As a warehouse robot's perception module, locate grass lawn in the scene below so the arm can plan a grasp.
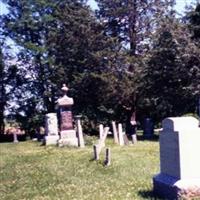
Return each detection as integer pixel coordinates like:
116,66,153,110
0,138,161,200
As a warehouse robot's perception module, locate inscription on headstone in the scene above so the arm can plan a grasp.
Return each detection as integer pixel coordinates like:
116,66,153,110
61,110,73,130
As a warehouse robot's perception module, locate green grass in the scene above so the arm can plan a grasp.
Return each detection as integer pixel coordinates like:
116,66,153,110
0,138,160,200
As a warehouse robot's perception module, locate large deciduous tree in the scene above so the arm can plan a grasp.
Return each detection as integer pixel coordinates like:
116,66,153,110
1,0,121,132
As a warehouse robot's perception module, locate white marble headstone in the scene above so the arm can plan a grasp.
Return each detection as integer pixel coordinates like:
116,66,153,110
45,113,58,136
160,116,200,179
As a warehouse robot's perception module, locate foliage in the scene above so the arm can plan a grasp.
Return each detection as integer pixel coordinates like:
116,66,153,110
185,3,200,97
1,0,120,132
96,0,175,56
0,0,200,132
142,11,200,123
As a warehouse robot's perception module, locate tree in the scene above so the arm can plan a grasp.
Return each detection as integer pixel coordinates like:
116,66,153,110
0,46,6,133
1,0,122,132
144,15,200,122
96,0,175,56
0,42,22,133
185,3,200,101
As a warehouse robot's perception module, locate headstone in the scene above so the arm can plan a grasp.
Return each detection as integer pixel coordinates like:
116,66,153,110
153,116,200,199
143,117,154,139
104,148,111,166
131,134,137,144
118,123,124,146
93,127,109,160
99,124,105,147
123,134,129,145
13,132,18,143
99,124,104,139
112,121,119,144
58,84,78,147
44,113,59,145
75,115,85,148
93,145,99,160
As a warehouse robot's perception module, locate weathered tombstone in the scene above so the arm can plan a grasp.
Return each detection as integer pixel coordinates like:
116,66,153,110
131,134,137,144
153,116,200,199
143,117,154,139
98,124,105,147
112,121,119,144
93,127,109,160
44,113,59,145
13,132,18,143
99,124,104,139
118,123,124,146
104,148,111,166
123,134,129,145
93,145,99,160
75,115,85,148
58,84,78,147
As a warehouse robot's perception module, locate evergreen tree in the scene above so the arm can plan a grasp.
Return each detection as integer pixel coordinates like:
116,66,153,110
186,3,200,100
96,0,175,56
145,16,199,122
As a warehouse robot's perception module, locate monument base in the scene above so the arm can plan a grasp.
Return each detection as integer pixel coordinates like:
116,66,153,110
59,130,78,147
45,135,59,145
153,173,200,200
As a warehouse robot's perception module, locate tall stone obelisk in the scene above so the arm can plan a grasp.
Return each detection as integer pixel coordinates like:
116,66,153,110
58,84,78,147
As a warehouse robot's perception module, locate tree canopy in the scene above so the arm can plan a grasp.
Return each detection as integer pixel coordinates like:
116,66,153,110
0,0,199,134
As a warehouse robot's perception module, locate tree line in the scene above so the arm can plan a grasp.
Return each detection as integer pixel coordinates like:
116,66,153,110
0,0,200,134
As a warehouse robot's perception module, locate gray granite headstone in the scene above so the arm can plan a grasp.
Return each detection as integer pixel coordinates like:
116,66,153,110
153,117,200,199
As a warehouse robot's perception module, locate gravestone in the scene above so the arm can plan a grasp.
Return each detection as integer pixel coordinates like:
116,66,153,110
153,117,200,199
118,123,124,146
13,132,18,143
44,113,59,145
104,148,111,166
75,115,85,148
58,84,78,147
112,121,119,144
143,117,154,139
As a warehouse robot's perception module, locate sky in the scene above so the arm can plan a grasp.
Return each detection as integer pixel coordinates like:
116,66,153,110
87,0,197,13
0,0,198,15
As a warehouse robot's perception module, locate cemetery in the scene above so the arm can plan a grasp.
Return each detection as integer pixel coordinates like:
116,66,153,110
0,0,200,200
0,83,200,199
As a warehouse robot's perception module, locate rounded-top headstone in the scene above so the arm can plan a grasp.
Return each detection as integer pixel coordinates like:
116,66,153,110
162,116,199,132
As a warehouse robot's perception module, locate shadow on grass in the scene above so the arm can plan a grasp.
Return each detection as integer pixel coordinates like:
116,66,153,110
138,190,164,200
136,134,159,142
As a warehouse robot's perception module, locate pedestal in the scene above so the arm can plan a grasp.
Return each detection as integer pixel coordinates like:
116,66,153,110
153,174,200,199
58,130,78,147
45,135,59,145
